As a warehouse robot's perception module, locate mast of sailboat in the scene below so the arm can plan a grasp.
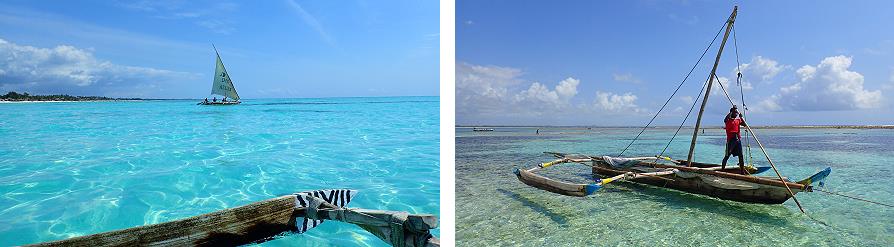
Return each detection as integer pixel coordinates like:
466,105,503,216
686,6,737,166
212,44,225,78
211,43,221,99
689,6,808,214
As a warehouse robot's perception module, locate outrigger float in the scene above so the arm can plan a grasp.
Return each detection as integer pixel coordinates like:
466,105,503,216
27,189,439,247
513,6,835,211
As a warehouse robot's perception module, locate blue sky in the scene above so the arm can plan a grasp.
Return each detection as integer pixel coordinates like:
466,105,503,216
457,1,894,126
0,0,439,99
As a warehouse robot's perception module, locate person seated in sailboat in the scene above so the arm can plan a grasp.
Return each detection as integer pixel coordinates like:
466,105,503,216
222,97,227,102
722,105,747,173
204,98,209,104
213,97,217,102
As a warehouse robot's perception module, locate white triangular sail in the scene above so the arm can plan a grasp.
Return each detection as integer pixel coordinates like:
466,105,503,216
210,52,240,101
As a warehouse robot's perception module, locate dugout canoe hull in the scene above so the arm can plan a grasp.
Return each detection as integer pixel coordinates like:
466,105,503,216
27,190,441,247
592,160,807,204
514,168,596,197
27,195,300,247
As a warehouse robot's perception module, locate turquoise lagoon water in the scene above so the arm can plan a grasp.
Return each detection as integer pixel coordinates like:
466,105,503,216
456,127,893,246
0,97,439,246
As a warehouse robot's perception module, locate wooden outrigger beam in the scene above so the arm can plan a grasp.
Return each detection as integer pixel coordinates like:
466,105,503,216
515,157,678,197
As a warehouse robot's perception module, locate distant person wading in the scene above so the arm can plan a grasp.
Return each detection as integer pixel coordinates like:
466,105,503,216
722,105,747,173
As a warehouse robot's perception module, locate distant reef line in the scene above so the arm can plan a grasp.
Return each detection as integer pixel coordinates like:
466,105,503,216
456,125,894,129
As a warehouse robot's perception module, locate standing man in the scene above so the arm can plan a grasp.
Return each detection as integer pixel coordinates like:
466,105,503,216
722,105,747,173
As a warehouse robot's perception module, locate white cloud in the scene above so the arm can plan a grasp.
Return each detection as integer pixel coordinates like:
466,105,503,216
758,55,883,111
593,91,639,112
679,95,694,105
612,72,642,84
456,62,641,123
0,38,196,97
756,98,781,112
555,77,579,97
737,56,786,82
717,56,782,103
456,62,520,101
514,78,579,108
717,75,751,91
795,65,816,82
709,76,751,105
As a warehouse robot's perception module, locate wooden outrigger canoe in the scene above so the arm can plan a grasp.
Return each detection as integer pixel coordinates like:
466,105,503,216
26,189,439,247
513,6,833,209
515,153,831,204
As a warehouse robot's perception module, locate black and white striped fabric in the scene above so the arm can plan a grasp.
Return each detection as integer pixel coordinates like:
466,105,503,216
294,189,357,234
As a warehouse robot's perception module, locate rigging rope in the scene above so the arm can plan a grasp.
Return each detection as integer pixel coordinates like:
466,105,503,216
732,25,755,167
618,22,727,157
714,69,808,214
814,188,894,208
657,74,710,160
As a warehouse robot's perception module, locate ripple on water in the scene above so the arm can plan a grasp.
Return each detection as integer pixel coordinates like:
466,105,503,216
0,97,439,246
456,127,894,246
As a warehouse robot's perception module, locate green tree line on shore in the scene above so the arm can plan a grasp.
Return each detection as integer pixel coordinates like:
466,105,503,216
0,91,141,101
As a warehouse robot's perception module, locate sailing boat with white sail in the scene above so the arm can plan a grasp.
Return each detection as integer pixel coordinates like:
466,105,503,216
199,45,241,105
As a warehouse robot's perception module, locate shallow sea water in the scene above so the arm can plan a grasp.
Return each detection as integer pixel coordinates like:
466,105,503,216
0,97,439,246
456,127,893,246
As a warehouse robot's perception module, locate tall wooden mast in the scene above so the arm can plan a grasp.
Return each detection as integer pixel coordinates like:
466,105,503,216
686,6,738,166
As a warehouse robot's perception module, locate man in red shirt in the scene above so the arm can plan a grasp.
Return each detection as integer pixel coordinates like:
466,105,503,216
722,106,747,173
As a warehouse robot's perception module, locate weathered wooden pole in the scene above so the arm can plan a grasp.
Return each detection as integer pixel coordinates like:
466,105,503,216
686,6,738,166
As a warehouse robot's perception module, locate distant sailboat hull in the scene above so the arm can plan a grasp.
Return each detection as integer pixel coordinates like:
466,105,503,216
197,101,241,105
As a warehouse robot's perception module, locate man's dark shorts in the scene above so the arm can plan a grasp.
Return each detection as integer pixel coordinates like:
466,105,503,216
726,136,742,157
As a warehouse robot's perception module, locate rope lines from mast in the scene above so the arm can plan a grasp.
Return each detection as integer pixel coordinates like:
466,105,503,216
732,24,755,167
657,75,710,160
713,66,808,214
618,22,727,157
